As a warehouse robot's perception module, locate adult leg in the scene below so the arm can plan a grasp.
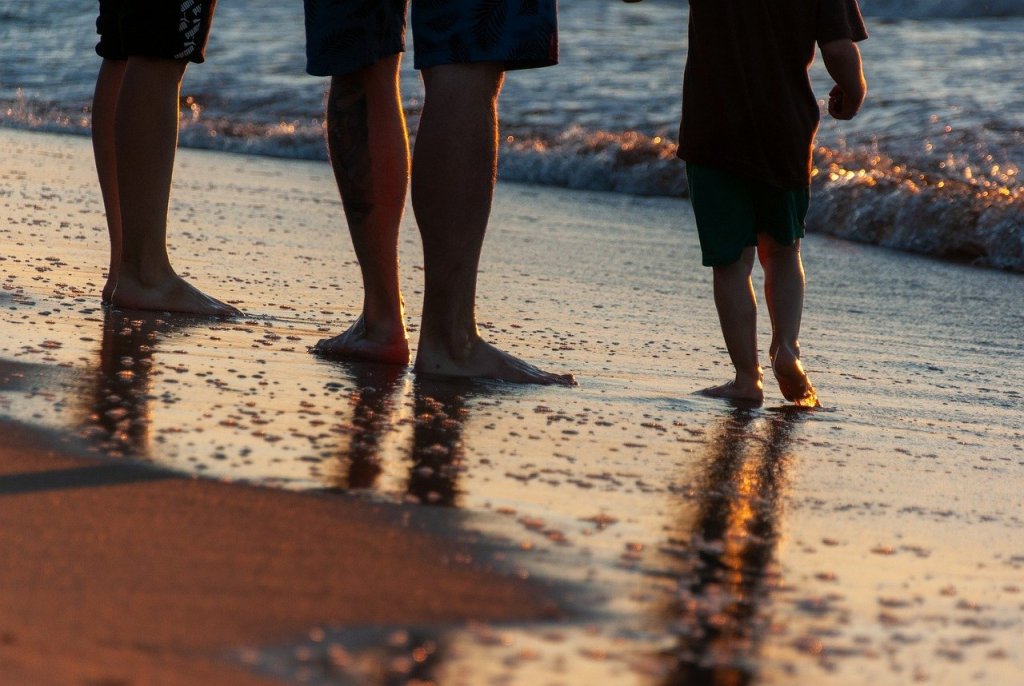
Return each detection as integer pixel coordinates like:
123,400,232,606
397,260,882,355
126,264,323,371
701,246,764,402
410,63,574,385
313,54,411,364
758,237,817,406
92,58,126,304
109,56,240,316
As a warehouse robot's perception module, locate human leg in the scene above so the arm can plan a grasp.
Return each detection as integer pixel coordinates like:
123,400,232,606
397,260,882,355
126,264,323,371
108,56,239,316
686,164,762,401
92,58,126,303
758,237,817,406
410,63,574,385
312,55,411,364
701,247,764,402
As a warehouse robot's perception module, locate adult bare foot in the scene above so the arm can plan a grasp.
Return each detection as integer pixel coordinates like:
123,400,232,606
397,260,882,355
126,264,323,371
101,277,116,306
414,336,576,386
312,315,411,365
699,379,764,404
110,273,241,316
771,348,819,408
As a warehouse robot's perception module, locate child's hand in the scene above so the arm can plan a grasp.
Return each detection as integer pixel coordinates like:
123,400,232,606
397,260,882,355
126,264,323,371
820,39,866,120
827,84,863,120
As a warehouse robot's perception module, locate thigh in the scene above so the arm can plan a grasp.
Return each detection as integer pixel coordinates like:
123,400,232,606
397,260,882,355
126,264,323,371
304,0,408,76
411,0,558,71
686,163,760,267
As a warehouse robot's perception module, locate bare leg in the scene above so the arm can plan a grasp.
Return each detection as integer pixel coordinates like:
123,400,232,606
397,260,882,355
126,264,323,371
92,58,126,304
312,55,411,364
701,247,764,402
411,63,574,386
758,237,818,406
109,56,240,316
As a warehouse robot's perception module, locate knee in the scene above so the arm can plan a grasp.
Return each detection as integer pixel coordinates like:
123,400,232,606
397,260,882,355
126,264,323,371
713,246,756,276
758,236,801,264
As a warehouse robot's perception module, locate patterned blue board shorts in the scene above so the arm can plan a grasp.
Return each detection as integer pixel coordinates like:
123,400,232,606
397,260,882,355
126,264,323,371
96,0,217,63
304,0,558,76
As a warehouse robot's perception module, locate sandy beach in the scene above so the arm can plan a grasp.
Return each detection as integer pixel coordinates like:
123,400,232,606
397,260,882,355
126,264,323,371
1,127,1022,685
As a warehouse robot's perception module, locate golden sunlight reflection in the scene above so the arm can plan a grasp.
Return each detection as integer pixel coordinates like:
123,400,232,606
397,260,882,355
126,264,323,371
664,408,803,686
814,147,1022,206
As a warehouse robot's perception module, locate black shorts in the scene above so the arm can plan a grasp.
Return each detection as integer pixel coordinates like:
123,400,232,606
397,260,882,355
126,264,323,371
686,163,809,267
96,0,218,63
304,0,558,77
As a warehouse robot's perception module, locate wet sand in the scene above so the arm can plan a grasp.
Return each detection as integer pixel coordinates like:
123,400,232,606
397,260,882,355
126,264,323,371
1,127,1022,685
0,395,553,685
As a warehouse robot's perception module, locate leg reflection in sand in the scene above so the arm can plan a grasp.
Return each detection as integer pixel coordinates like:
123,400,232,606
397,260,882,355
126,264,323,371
407,379,476,507
665,408,803,685
81,310,164,458
80,310,206,460
324,361,407,491
321,368,476,507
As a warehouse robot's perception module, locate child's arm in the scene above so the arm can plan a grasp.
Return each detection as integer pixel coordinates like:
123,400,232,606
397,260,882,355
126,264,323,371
820,39,867,120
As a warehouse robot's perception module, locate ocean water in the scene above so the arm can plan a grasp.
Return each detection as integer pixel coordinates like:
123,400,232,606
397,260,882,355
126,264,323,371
1,0,1022,269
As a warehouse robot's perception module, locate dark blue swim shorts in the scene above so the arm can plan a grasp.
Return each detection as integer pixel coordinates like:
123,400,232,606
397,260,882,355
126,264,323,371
687,163,810,267
96,0,218,63
304,0,558,77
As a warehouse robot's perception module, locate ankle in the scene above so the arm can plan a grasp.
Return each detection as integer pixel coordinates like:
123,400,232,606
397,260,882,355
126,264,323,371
771,342,801,365
735,366,764,390
419,322,479,361
118,260,176,288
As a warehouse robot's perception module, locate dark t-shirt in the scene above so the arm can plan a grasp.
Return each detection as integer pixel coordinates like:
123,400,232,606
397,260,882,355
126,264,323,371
678,0,868,190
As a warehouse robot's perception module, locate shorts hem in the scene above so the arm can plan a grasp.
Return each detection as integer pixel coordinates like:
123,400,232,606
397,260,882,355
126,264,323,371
412,52,558,72
306,44,406,77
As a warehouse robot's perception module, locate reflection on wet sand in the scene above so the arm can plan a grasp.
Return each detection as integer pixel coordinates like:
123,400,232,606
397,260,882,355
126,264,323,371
324,361,406,491
80,310,198,459
321,365,477,508
407,379,476,507
666,408,804,686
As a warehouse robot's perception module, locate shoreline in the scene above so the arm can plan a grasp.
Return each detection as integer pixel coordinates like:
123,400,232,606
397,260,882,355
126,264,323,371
1,126,1022,685
1,123,1020,274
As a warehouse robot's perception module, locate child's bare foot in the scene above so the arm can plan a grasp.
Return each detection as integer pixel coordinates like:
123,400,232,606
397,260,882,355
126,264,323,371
771,347,819,407
312,315,411,365
699,378,764,403
414,336,576,386
110,273,241,317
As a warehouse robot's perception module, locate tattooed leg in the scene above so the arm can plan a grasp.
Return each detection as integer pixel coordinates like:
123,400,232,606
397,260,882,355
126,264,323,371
313,54,412,364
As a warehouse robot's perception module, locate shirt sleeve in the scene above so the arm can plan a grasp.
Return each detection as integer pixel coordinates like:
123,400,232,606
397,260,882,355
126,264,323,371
816,0,869,44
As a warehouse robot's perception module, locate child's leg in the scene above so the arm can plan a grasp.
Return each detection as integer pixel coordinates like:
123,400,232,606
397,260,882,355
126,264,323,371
92,58,126,303
702,246,764,402
110,56,239,316
758,236,817,405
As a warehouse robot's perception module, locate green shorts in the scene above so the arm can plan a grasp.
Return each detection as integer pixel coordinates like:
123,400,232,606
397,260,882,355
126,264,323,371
686,163,809,267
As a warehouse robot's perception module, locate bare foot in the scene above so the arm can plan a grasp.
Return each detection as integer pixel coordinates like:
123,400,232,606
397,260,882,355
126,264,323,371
771,348,820,408
312,315,411,365
110,273,241,317
101,277,117,305
699,379,764,404
414,336,576,386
